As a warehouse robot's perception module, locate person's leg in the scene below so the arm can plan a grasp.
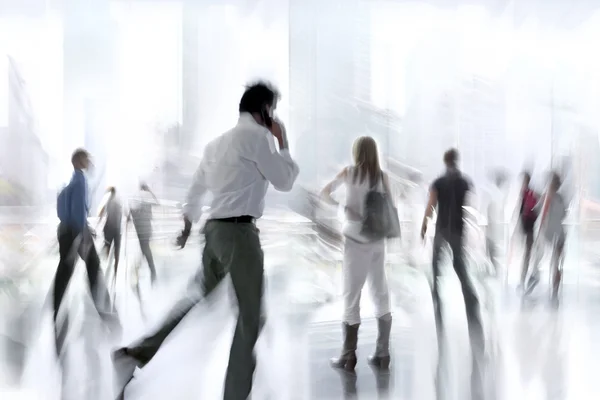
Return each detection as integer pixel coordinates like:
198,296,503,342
448,233,485,399
551,234,565,300
53,226,77,357
113,233,121,279
331,238,370,371
82,240,112,313
430,234,445,338
103,240,111,258
520,222,534,287
213,222,263,400
81,237,121,336
124,236,222,365
342,239,370,326
366,240,392,369
113,226,224,399
430,234,446,398
103,226,112,257
139,239,157,283
486,236,499,276
102,234,114,284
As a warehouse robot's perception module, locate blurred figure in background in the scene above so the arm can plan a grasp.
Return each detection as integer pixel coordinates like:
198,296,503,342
128,182,159,284
517,172,540,290
321,136,393,371
54,149,121,357
405,171,426,267
420,149,485,399
530,172,568,304
112,81,299,400
98,186,123,283
484,169,507,276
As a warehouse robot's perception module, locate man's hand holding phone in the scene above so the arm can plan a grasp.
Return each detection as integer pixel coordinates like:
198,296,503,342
269,120,288,150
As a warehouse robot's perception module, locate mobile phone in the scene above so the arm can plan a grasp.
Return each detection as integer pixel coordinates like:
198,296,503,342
261,107,273,128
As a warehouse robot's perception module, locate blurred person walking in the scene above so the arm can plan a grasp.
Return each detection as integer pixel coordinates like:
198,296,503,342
420,149,485,399
527,172,568,305
98,186,124,286
483,170,507,277
128,182,159,284
112,82,299,400
53,149,121,357
320,136,394,371
517,172,540,291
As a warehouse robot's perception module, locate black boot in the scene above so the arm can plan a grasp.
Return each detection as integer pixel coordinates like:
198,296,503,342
330,323,359,371
368,314,392,369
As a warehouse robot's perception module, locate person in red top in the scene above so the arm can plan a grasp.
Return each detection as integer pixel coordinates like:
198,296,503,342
518,172,539,289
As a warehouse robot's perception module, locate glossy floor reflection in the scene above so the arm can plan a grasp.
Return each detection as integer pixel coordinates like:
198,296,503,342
4,230,600,399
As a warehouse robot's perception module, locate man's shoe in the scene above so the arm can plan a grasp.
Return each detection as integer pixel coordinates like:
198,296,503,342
112,348,141,400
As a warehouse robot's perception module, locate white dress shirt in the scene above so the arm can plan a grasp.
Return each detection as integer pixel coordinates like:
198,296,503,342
183,113,300,221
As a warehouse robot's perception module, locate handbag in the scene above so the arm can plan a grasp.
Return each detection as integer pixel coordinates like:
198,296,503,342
360,172,401,240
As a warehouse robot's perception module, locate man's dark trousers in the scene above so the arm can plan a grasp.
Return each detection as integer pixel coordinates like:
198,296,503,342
53,223,113,356
126,219,264,400
431,229,485,399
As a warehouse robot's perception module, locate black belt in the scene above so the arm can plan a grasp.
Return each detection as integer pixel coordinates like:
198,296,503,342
213,215,255,224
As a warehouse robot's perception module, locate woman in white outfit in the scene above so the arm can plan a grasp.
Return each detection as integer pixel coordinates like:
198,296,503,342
320,136,392,371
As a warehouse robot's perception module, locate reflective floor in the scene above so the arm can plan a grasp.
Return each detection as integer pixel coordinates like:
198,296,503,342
2,218,600,400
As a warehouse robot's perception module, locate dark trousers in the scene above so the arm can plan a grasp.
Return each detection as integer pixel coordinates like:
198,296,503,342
485,237,499,275
132,218,157,282
431,231,485,399
520,218,535,286
137,237,157,283
127,220,264,400
104,227,122,277
53,224,114,356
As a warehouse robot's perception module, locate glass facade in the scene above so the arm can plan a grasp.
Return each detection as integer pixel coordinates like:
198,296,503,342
0,0,600,243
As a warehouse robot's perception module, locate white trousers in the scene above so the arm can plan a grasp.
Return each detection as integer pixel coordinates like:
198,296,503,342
342,237,390,325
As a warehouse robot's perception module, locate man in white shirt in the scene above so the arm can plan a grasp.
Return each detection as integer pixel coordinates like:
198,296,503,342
112,82,299,400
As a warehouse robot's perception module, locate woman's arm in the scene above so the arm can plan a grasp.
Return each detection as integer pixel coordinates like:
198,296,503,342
382,172,392,195
320,167,348,206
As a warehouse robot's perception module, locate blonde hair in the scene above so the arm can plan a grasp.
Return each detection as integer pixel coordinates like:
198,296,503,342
351,136,381,185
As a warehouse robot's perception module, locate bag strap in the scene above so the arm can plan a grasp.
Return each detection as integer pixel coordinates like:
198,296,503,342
373,171,387,193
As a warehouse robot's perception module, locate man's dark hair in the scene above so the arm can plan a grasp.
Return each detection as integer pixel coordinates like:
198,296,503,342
107,186,116,196
443,148,459,168
71,148,89,166
239,81,281,114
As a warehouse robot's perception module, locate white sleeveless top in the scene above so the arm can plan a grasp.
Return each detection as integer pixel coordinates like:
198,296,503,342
342,166,385,243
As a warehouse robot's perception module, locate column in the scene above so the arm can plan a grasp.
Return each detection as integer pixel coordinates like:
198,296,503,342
63,0,116,208
181,0,199,153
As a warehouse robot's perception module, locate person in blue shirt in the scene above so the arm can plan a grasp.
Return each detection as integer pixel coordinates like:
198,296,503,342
53,148,121,358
